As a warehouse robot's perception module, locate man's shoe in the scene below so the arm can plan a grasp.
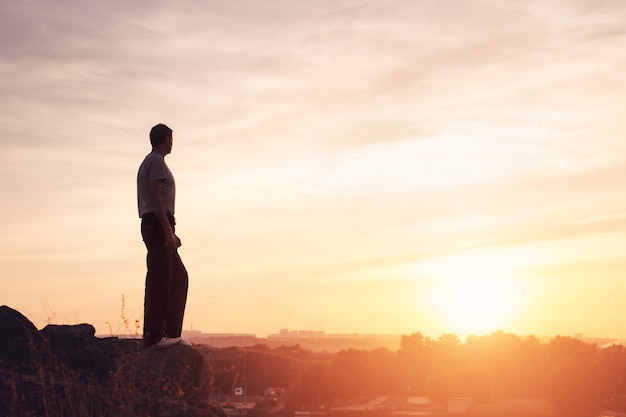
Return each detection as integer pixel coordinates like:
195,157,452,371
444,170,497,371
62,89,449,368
152,336,181,349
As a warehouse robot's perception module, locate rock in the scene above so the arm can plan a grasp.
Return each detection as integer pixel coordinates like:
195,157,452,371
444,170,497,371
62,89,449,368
0,305,220,417
0,306,71,417
42,322,143,383
41,323,96,342
0,305,55,374
109,344,208,416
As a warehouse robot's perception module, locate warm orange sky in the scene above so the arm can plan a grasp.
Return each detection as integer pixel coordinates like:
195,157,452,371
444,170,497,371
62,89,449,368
2,0,626,340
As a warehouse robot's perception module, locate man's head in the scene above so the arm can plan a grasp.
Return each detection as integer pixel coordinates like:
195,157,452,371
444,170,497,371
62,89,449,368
150,123,173,154
150,123,173,146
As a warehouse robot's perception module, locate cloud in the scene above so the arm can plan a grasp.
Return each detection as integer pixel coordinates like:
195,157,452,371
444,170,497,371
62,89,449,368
3,0,626,336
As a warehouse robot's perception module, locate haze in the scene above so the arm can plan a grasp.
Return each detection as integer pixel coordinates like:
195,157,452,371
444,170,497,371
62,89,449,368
2,0,626,340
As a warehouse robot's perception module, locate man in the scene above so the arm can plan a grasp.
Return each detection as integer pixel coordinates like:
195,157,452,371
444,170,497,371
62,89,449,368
137,123,190,349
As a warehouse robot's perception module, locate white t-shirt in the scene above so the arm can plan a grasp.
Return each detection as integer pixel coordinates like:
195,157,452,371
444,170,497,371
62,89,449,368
137,152,175,218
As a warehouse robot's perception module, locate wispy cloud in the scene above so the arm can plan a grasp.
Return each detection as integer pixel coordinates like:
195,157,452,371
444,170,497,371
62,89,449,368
2,0,626,337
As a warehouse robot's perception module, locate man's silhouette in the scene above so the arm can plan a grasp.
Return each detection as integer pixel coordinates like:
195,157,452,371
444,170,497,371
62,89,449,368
137,123,189,349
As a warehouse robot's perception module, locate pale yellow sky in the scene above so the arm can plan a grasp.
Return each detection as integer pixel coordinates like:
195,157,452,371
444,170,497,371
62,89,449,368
2,0,626,340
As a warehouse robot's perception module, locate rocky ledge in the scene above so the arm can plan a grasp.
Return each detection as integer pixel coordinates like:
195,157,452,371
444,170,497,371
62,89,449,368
0,305,225,417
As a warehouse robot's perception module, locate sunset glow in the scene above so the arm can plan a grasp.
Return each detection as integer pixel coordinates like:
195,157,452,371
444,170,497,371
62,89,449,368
3,1,626,341
422,249,525,335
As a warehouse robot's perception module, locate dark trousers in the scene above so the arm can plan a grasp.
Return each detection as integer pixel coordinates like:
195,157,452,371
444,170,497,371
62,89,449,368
141,213,189,346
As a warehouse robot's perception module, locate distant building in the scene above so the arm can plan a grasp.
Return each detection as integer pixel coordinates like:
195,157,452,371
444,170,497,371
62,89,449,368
183,330,257,348
183,327,401,351
469,398,554,416
265,387,285,398
269,329,326,339
448,397,473,414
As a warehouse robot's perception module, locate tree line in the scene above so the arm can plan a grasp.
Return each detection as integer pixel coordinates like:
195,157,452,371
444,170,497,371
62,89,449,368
198,331,626,416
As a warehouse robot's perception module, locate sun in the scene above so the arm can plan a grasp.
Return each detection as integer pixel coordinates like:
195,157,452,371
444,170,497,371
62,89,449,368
420,249,524,336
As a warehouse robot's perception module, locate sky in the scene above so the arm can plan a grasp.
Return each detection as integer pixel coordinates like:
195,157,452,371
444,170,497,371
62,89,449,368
2,0,626,341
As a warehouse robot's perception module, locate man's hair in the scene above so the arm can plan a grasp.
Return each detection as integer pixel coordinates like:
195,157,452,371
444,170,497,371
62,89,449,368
149,124,173,147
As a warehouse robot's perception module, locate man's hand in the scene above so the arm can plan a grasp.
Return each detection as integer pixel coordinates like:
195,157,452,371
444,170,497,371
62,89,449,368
165,231,178,251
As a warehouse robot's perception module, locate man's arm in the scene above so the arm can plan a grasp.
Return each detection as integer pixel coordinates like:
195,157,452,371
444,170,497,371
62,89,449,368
148,179,179,250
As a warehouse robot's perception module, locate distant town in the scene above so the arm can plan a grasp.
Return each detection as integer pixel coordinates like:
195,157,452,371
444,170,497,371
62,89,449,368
182,328,403,351
181,328,625,352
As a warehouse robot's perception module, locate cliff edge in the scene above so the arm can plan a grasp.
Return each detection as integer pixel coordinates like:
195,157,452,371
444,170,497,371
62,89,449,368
0,305,225,417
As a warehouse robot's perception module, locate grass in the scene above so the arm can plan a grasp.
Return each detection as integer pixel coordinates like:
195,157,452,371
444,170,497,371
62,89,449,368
1,339,214,417
0,301,215,417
